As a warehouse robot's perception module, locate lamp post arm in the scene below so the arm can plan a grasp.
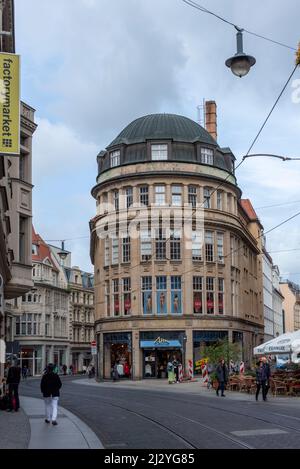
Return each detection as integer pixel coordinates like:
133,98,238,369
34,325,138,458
242,153,300,162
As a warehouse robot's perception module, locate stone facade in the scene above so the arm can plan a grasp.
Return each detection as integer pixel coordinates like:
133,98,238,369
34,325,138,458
90,113,265,380
280,281,300,333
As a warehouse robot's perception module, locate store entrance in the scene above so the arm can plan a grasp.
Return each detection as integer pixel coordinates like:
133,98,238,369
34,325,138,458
143,349,182,378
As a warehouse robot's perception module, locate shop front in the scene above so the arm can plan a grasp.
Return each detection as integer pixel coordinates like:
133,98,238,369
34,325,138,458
19,346,43,376
140,331,184,379
193,330,228,375
103,332,132,379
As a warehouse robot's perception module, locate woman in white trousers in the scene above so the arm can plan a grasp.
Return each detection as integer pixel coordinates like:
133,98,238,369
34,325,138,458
40,364,62,426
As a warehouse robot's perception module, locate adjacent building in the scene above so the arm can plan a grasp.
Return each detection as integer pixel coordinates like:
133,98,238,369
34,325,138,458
272,265,284,337
280,280,300,333
90,105,265,380
0,0,37,379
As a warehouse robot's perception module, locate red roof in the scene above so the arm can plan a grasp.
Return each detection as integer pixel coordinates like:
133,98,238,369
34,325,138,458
240,199,259,221
32,226,58,270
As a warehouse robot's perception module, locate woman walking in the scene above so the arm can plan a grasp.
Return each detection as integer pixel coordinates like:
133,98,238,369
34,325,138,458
255,360,268,401
40,363,62,426
216,358,228,397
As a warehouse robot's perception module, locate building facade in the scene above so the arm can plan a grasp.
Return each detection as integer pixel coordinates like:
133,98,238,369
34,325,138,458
280,281,300,333
272,265,284,337
90,109,265,380
0,0,37,378
65,266,95,372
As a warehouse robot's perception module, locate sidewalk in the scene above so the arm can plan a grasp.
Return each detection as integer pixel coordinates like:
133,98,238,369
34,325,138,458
0,396,103,449
74,378,300,404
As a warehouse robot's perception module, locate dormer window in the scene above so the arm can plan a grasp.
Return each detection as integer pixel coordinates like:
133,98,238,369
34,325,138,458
201,148,213,165
110,150,120,167
151,144,168,161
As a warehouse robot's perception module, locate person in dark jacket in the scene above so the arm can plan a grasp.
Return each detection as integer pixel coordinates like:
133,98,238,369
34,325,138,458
40,363,62,425
216,358,228,397
261,357,271,399
6,361,21,411
256,360,268,401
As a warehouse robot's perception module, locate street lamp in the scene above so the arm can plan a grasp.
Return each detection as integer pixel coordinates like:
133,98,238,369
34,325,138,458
57,240,68,265
242,153,300,162
225,27,256,77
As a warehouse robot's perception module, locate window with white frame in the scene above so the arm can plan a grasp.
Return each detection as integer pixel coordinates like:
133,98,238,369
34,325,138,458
155,228,166,260
201,148,214,165
111,237,119,265
217,190,223,210
151,144,168,161
171,185,182,206
206,277,214,314
126,187,133,208
171,276,182,315
203,187,211,209
155,185,166,205
188,186,197,208
193,276,203,314
112,279,120,316
217,232,224,262
122,235,131,263
139,186,149,206
105,281,110,317
142,276,152,315
192,231,202,261
140,230,152,261
205,230,214,262
123,277,131,315
110,150,120,167
170,229,181,260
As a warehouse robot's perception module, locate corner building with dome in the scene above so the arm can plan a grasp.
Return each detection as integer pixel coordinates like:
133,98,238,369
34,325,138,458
90,104,264,380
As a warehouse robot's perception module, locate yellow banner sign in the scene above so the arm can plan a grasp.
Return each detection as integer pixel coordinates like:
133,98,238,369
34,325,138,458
0,53,20,155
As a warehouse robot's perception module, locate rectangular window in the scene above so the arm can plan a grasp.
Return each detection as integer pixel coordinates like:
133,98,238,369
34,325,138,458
203,187,211,209
142,276,153,315
188,185,197,208
105,281,110,317
171,185,182,206
19,153,26,180
104,237,110,266
206,277,214,314
111,237,119,265
170,230,181,260
123,278,131,316
139,186,149,206
126,187,133,208
155,228,166,260
201,148,214,165
192,231,202,261
112,279,120,316
217,232,224,263
156,276,167,315
217,190,223,210
193,276,203,314
113,190,119,211
19,216,27,263
122,236,131,262
140,230,152,261
110,150,120,167
156,276,167,290
171,276,182,314
155,185,166,205
205,230,214,262
151,144,168,161
218,278,224,315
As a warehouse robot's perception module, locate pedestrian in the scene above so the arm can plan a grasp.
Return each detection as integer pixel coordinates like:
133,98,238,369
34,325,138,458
167,360,175,384
6,360,21,412
216,358,228,397
40,363,62,426
255,360,268,401
62,364,67,376
112,361,119,381
172,356,180,383
69,364,73,375
82,365,87,375
261,357,271,399
22,365,28,380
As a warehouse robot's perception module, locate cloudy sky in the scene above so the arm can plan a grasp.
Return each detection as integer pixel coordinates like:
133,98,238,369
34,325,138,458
15,0,300,280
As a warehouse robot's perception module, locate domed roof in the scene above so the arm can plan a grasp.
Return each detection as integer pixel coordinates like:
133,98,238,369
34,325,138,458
108,113,217,148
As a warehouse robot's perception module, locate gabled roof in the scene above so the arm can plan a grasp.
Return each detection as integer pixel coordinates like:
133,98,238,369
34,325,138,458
240,199,259,221
32,226,58,271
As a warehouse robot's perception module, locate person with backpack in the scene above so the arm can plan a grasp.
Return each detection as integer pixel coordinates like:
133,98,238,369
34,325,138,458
6,360,21,412
40,363,62,425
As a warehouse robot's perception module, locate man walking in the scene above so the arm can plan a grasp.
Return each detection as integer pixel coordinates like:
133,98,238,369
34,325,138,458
7,360,21,412
40,363,62,426
216,358,228,397
262,357,271,400
255,360,268,401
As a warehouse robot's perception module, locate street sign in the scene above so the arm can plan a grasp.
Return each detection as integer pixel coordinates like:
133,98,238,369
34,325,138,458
91,346,97,355
91,340,96,347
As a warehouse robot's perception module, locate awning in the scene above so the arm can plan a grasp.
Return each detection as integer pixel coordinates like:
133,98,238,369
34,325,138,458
140,340,182,349
253,330,300,361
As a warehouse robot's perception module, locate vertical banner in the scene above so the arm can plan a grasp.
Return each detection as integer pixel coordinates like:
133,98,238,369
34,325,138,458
143,291,152,315
156,291,167,315
0,53,20,155
171,291,182,314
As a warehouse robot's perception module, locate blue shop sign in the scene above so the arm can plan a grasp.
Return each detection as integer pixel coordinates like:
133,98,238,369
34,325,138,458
140,339,182,348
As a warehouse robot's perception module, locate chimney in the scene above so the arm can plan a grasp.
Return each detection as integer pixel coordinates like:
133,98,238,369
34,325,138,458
205,100,217,141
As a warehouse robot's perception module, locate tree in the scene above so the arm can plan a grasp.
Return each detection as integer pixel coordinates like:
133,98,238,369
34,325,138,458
202,339,241,368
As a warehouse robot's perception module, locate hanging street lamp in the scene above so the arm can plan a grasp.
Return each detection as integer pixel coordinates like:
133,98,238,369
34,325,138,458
225,27,256,77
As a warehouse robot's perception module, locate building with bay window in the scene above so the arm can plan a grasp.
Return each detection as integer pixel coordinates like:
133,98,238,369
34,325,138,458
90,104,265,380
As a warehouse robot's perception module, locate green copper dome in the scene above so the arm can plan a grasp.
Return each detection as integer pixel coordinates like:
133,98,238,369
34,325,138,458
108,113,217,147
